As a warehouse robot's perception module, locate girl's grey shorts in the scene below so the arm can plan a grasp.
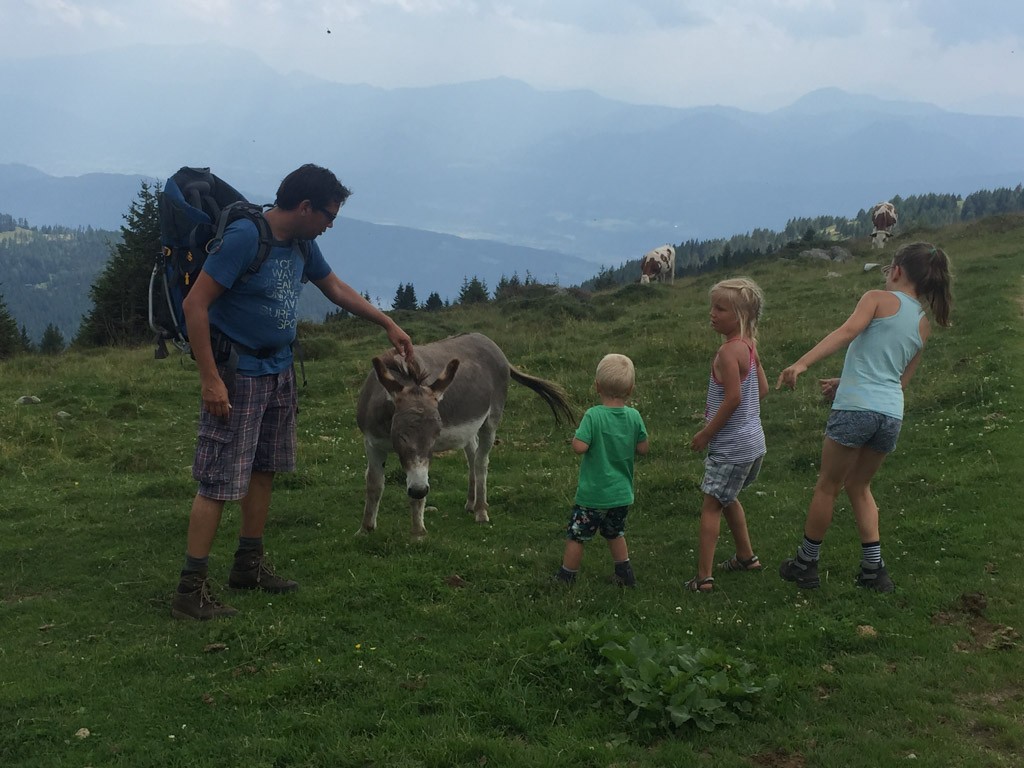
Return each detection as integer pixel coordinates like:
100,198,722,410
825,409,902,454
701,455,763,506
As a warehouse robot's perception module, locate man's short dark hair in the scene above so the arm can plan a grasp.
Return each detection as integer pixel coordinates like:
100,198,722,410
275,164,352,211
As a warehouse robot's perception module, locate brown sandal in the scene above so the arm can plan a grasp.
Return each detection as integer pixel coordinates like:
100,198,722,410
717,554,762,572
684,576,714,593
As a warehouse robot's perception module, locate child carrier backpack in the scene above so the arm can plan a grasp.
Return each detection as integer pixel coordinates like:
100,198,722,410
148,166,308,360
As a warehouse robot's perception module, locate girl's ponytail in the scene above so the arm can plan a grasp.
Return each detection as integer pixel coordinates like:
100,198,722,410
893,243,953,327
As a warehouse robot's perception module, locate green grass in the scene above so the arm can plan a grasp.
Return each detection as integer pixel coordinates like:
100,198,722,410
2,217,1023,767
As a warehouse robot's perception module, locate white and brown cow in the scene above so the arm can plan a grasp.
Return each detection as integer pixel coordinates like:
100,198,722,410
870,202,897,250
639,244,676,285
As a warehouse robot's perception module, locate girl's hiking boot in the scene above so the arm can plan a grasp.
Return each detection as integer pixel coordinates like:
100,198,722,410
779,553,820,589
171,573,238,621
856,561,895,593
228,551,299,593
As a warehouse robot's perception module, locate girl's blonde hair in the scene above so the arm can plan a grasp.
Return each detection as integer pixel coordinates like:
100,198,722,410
710,277,765,341
595,353,636,399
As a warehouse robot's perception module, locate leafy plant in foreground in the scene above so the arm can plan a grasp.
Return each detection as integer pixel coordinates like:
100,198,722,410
550,618,778,737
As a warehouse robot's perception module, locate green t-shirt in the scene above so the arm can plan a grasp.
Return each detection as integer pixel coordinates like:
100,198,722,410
574,405,648,508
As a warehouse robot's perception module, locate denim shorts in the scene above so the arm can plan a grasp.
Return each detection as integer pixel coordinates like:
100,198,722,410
825,409,902,454
565,505,629,543
193,367,297,501
701,455,763,506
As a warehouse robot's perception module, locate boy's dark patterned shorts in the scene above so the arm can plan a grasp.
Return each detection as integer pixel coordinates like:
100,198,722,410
565,505,629,542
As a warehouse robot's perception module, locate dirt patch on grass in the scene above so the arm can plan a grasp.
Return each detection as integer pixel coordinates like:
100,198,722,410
931,592,1020,652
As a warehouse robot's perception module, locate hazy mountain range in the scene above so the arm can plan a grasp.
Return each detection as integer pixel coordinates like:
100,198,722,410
2,44,1023,271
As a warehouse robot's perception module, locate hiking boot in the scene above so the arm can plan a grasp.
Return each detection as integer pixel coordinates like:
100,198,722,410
856,561,895,593
611,560,637,588
171,574,238,621
779,554,820,589
228,551,299,593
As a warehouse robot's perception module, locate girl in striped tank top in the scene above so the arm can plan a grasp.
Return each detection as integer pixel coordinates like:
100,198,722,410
686,278,768,593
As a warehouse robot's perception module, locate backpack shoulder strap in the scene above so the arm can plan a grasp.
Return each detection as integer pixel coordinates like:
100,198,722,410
295,239,310,284
245,209,274,277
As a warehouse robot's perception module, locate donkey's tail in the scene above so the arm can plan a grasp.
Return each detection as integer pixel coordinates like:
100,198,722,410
509,367,576,425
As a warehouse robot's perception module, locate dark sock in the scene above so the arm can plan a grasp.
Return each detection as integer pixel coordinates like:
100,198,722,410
235,536,263,560
178,554,208,591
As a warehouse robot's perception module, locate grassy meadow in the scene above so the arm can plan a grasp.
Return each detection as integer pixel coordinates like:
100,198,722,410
2,215,1023,767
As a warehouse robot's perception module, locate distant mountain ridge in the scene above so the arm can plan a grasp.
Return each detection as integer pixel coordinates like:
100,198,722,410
0,199,600,342
2,45,1023,264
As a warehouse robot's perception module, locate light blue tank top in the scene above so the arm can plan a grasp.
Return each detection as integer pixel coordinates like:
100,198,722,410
832,291,924,419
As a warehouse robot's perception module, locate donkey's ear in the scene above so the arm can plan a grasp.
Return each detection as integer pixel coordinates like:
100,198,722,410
372,356,404,395
430,359,460,399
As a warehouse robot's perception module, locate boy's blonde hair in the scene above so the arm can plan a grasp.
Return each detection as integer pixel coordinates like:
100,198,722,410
710,277,765,341
595,353,635,399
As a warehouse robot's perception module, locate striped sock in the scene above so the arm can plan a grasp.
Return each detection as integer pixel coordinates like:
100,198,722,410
798,536,822,562
861,541,882,565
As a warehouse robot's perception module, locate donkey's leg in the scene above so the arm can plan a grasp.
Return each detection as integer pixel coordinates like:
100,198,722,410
410,496,428,539
463,435,480,514
360,441,387,534
470,423,497,524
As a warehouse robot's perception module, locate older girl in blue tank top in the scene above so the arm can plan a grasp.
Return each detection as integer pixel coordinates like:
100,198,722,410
776,242,953,592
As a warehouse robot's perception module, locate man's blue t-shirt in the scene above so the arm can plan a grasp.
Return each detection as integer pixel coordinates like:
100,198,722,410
201,218,331,375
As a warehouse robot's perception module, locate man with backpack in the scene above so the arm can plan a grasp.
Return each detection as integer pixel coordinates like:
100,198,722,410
170,163,414,621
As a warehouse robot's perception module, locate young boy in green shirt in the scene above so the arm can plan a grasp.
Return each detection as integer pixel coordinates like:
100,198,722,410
557,354,649,586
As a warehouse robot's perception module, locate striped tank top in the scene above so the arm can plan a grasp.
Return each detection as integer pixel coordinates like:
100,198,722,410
705,338,766,463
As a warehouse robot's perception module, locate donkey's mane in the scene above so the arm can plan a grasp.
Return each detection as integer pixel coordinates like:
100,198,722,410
380,351,429,385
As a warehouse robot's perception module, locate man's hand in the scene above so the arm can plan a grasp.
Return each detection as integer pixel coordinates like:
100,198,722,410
201,376,232,421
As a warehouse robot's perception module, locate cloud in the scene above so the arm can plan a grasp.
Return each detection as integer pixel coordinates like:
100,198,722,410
4,0,1023,116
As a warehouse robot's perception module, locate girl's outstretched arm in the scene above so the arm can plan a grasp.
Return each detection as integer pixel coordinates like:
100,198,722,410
776,291,883,389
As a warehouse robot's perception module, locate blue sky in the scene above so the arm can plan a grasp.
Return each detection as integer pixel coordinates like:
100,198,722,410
5,0,1024,115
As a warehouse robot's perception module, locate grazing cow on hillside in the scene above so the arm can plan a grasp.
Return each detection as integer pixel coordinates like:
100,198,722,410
871,230,892,250
870,201,898,250
639,245,676,285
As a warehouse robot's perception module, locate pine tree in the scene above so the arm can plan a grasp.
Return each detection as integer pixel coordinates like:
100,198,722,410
392,282,418,311
0,289,21,359
40,323,66,355
493,273,524,301
422,292,444,311
457,276,489,305
75,181,161,347
19,324,35,354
